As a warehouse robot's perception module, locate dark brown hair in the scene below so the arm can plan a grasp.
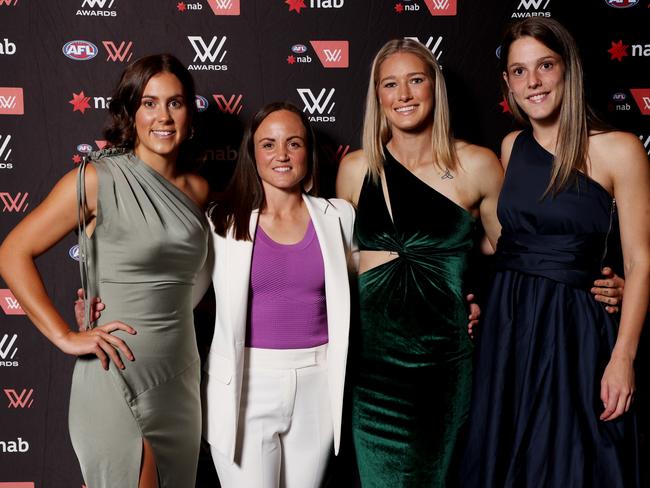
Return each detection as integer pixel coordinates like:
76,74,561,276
211,101,320,241
103,53,198,167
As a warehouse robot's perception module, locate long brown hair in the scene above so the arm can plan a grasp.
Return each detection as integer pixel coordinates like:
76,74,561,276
363,38,457,181
210,102,320,241
500,18,608,195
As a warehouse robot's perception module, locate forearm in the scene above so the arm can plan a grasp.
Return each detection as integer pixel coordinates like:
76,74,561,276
611,261,650,361
0,248,71,349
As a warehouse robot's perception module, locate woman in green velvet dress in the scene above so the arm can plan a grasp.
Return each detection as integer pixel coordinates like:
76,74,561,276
336,39,504,487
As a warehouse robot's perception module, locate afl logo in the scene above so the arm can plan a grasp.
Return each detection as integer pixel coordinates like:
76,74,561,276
195,95,209,112
495,45,502,59
605,0,638,7
291,44,308,54
62,40,99,61
69,245,80,261
612,92,627,101
76,143,93,153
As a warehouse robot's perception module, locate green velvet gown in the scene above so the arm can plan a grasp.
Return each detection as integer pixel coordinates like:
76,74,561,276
351,149,476,487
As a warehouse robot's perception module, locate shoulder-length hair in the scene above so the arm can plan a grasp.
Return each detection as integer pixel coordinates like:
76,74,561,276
103,53,198,169
363,38,457,181
500,17,608,195
211,101,320,241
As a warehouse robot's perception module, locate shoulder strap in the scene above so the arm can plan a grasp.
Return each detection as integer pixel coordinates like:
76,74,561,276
76,157,93,330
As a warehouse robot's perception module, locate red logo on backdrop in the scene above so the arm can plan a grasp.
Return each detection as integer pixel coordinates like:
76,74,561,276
207,0,240,15
1,192,29,212
286,0,307,13
0,87,24,115
0,484,35,488
213,94,243,114
499,97,511,114
70,91,91,113
4,388,34,408
310,41,349,68
0,289,25,315
608,40,629,61
631,89,650,115
424,0,457,15
102,41,134,62
324,144,350,163
0,0,19,6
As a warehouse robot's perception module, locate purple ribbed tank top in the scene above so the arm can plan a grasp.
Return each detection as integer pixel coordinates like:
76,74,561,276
245,219,328,349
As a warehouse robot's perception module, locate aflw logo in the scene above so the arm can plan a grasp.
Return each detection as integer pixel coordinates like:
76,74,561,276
0,0,19,6
4,388,34,408
423,0,457,15
102,41,133,62
213,94,243,114
187,36,228,70
0,334,18,367
297,88,336,123
0,87,24,115
0,192,28,212
0,289,24,315
512,0,551,17
207,0,240,15
0,134,13,169
310,41,349,68
405,36,443,60
77,0,117,16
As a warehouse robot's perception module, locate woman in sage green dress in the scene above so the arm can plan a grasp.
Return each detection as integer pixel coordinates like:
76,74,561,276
0,54,210,487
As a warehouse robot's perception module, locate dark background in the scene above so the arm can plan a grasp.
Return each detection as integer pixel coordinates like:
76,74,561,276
1,0,648,486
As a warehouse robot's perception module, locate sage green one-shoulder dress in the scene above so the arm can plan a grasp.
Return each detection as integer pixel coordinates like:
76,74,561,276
69,150,209,487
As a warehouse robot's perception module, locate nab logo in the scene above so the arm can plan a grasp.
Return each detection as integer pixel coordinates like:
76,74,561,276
1,192,28,213
0,87,24,115
609,92,630,111
310,41,349,68
213,94,243,115
69,91,111,113
0,289,24,315
0,333,18,367
286,0,344,14
63,40,98,61
511,0,551,17
297,88,336,123
606,0,638,6
405,36,443,60
207,0,240,15
423,0,457,16
205,145,238,162
76,0,117,16
4,388,34,408
631,88,650,115
102,41,133,62
0,38,16,55
0,134,13,169
187,36,228,71
195,95,209,112
0,437,29,453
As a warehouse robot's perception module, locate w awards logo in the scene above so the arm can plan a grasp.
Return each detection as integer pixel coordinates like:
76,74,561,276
207,0,240,15
0,87,24,115
187,36,228,71
76,0,117,16
297,88,336,123
310,41,348,68
511,0,551,17
0,289,24,315
405,36,443,61
0,134,14,169
0,333,19,367
213,94,243,114
640,134,650,156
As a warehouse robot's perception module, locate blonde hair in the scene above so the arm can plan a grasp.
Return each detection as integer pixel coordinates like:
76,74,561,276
362,38,457,181
501,18,607,195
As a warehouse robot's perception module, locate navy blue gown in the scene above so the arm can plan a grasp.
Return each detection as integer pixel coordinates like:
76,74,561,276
460,130,639,487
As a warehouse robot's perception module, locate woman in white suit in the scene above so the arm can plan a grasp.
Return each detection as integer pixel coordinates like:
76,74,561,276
203,101,356,488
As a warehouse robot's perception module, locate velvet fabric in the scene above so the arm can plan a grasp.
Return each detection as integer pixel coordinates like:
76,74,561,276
460,130,639,487
351,149,477,487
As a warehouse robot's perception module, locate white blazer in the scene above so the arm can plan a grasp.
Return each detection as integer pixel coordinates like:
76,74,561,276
202,194,356,463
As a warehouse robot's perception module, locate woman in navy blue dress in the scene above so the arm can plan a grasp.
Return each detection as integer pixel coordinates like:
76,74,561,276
461,18,649,487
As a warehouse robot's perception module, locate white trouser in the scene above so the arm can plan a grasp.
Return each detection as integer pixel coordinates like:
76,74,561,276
211,344,333,488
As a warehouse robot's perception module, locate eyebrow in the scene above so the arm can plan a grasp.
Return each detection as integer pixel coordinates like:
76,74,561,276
508,55,559,68
379,72,427,84
141,93,185,99
258,135,305,142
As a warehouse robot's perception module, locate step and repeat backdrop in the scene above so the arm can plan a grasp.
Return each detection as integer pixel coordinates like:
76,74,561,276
1,0,648,486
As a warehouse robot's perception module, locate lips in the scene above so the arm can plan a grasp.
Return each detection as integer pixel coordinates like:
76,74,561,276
151,129,176,137
395,105,418,113
527,92,549,103
272,165,292,173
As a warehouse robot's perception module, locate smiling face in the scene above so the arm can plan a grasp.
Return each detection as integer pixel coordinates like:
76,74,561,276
253,109,309,195
504,36,565,126
377,51,435,133
133,71,190,165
